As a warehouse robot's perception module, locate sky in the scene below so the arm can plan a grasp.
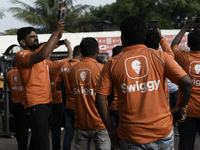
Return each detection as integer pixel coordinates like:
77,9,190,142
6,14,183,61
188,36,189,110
0,0,116,33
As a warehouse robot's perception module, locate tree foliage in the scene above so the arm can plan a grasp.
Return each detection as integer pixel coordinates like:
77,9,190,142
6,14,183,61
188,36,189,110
89,0,200,29
0,8,5,19
6,0,95,34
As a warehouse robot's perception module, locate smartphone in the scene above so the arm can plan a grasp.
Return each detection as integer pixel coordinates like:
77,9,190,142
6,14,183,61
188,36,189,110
58,40,65,45
193,17,200,29
60,11,65,20
151,20,158,29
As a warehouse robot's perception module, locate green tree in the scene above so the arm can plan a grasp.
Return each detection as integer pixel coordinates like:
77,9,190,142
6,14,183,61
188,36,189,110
6,0,94,34
90,0,200,29
0,8,5,19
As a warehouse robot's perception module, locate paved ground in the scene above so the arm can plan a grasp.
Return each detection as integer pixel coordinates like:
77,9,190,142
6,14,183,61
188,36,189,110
0,115,200,150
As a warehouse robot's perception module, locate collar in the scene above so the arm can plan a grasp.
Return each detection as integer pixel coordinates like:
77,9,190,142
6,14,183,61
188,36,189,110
69,59,80,63
81,57,97,62
121,44,147,52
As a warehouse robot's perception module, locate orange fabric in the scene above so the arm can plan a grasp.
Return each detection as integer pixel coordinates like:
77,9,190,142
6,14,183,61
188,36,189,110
58,59,80,110
46,59,68,104
6,67,25,104
68,57,105,130
173,45,200,118
15,50,52,109
96,44,187,144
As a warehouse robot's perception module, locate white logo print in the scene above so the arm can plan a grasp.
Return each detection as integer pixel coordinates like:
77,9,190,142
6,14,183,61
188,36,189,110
14,76,18,82
131,60,141,74
195,64,200,74
125,56,149,79
80,71,87,82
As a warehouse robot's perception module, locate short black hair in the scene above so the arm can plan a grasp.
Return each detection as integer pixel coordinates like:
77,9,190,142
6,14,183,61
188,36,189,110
188,29,200,51
80,37,99,57
143,29,160,50
96,55,106,64
120,16,146,46
73,45,81,57
17,27,36,48
112,45,123,57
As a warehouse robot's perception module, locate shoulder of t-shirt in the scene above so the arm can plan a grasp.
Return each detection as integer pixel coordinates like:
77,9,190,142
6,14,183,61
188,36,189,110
15,49,32,58
95,62,104,70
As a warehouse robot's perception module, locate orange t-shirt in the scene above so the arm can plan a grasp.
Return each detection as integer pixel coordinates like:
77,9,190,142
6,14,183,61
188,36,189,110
173,45,200,117
15,50,52,109
96,44,187,144
68,57,105,130
58,59,80,110
6,67,25,104
46,59,68,104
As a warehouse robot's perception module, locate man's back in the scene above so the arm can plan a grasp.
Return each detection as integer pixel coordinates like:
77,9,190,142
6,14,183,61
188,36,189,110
69,57,105,130
172,45,200,117
96,44,187,143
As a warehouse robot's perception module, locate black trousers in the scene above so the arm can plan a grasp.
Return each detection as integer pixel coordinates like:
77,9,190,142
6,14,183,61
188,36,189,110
51,103,63,150
11,103,29,150
178,117,200,150
25,104,52,150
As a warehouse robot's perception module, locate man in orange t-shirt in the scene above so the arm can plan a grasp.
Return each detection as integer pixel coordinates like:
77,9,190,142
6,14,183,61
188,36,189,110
171,17,200,150
6,65,29,150
68,38,111,150
57,45,82,150
107,46,123,130
95,16,192,149
46,39,72,150
15,14,65,150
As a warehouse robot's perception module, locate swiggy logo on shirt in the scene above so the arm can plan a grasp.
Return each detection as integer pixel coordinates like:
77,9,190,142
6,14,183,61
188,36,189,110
18,51,27,57
12,74,20,85
189,61,200,86
189,61,200,77
125,56,149,79
76,69,91,85
74,69,95,96
11,74,24,91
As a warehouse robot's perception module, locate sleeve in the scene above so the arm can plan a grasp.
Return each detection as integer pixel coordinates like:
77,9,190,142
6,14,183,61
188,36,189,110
95,60,113,95
160,38,174,58
172,45,186,64
15,50,32,67
164,53,187,84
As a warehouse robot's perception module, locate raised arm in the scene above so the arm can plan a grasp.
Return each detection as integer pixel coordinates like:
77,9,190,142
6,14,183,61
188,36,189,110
171,17,195,49
29,20,65,65
157,28,174,58
64,39,73,61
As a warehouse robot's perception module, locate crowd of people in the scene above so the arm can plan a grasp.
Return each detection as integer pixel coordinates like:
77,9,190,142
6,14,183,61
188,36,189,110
4,2,200,150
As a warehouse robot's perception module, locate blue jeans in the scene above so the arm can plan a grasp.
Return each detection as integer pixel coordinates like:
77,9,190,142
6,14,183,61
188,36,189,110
109,110,119,128
169,90,178,109
63,108,75,150
74,129,111,150
120,129,174,150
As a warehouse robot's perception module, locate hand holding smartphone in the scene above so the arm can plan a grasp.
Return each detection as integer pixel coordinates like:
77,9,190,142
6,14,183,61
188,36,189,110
60,11,65,20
